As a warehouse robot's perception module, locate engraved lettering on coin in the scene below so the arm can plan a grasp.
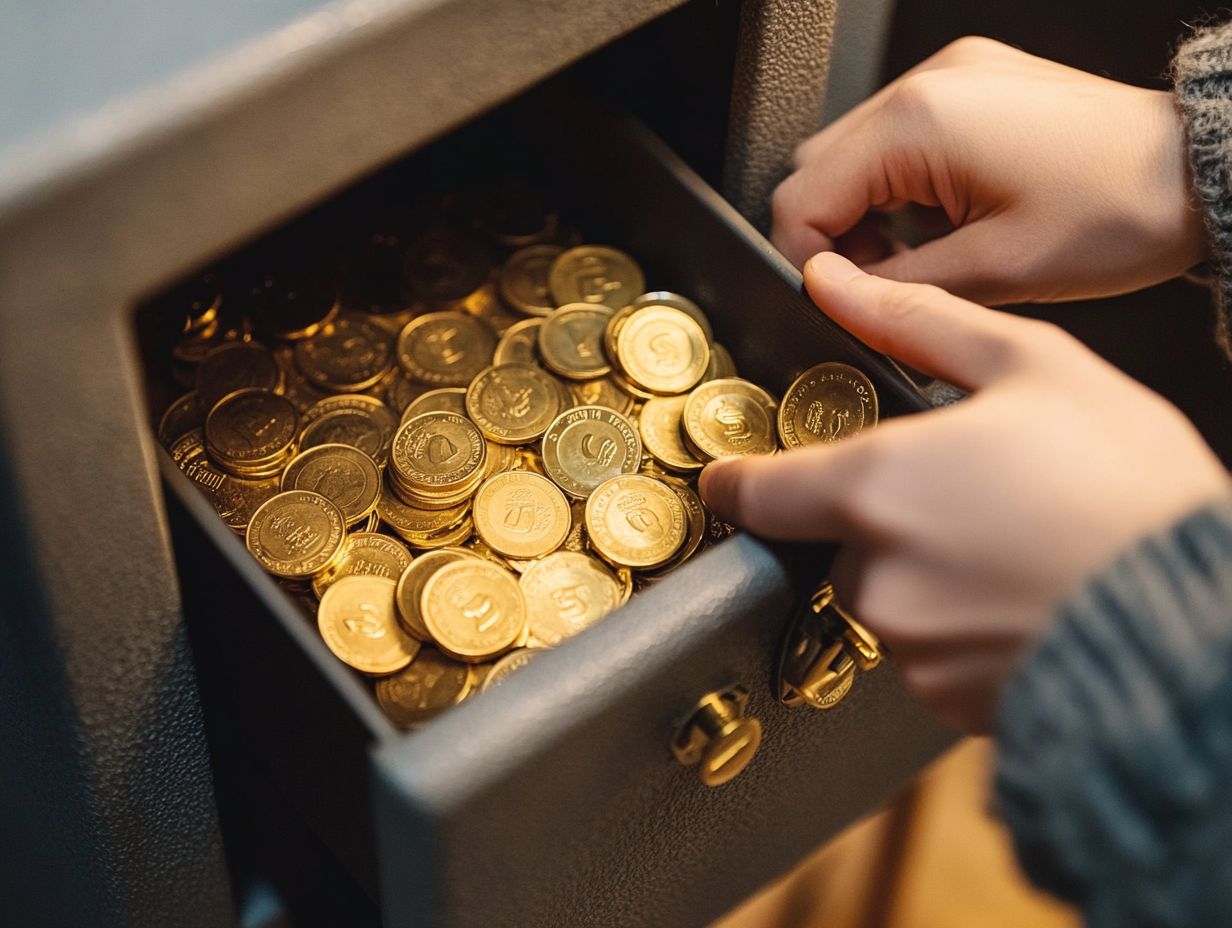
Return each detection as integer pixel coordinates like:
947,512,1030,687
472,471,570,559
548,246,645,310
245,490,346,579
282,443,381,526
421,560,526,661
541,405,641,499
777,362,879,448
396,312,496,386
584,475,686,569
683,378,777,461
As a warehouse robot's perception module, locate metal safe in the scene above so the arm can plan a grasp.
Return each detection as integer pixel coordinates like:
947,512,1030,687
0,2,952,926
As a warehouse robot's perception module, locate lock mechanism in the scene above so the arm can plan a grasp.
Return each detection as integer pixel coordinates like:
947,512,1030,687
672,685,762,787
777,583,884,710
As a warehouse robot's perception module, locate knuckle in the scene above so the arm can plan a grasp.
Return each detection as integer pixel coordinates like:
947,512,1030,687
936,35,1007,64
886,72,950,122
770,175,798,222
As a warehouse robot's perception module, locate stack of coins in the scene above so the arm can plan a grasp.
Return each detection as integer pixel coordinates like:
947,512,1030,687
153,189,880,731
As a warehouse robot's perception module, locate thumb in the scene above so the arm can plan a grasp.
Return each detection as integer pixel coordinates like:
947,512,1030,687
804,252,1034,390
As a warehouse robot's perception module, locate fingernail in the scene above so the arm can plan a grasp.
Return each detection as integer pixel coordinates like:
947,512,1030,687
806,251,864,283
699,458,740,519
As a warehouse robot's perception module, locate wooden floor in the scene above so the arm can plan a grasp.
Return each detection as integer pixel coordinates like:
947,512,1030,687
712,739,1079,928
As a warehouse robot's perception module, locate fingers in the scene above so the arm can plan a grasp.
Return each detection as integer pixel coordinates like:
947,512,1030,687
862,219,1023,306
699,441,871,542
803,253,1036,390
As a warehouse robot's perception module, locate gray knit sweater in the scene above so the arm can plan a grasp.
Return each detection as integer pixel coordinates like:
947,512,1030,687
993,25,1232,924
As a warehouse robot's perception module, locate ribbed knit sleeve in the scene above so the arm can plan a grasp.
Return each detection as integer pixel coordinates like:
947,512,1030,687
995,499,1232,927
1174,22,1232,357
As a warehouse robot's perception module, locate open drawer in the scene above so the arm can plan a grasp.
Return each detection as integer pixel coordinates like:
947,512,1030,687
150,90,954,928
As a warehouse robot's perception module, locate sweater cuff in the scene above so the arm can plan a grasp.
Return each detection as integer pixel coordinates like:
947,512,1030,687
1174,22,1232,358
995,497,1232,925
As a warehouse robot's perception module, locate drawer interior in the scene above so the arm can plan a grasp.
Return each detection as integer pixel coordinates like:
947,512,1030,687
139,81,951,927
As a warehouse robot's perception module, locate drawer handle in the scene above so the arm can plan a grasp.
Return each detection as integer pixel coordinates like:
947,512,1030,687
671,685,762,787
777,583,884,710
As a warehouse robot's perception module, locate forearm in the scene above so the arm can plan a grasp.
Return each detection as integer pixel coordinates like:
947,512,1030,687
996,497,1232,926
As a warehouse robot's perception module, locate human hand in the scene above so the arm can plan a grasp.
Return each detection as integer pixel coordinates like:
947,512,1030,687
772,37,1206,306
699,253,1230,731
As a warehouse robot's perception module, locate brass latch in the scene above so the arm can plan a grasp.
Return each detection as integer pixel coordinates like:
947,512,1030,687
672,685,762,787
777,583,884,710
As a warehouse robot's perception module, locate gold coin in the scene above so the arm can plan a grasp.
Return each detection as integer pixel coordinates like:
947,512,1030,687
480,648,544,692
396,311,496,386
312,532,413,597
537,304,614,379
493,317,543,366
519,552,622,646
407,514,475,549
401,387,467,424
682,378,778,460
421,560,526,662
204,388,299,477
317,575,419,675
615,306,709,395
170,429,279,532
777,362,879,447
472,471,570,559
390,411,487,494
401,229,492,306
465,364,563,444
273,344,330,412
499,244,563,316
378,471,471,542
643,479,706,575
293,313,394,392
548,245,645,310
567,377,636,416
299,394,397,464
196,341,282,406
394,548,478,640
638,395,703,472
376,649,475,728
245,490,347,579
541,405,642,499
281,443,381,527
630,291,714,343
584,474,687,569
158,392,206,448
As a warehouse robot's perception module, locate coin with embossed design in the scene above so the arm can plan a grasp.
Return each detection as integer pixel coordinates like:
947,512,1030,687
396,311,495,386
299,393,397,464
499,244,563,316
682,378,777,461
312,532,413,597
293,313,393,392
472,471,570,559
541,405,641,499
158,392,207,448
615,305,709,395
519,552,621,646
281,443,381,527
318,575,419,674
777,362,878,448
394,548,476,639
584,474,686,569
245,490,346,579
537,304,613,379
205,388,299,477
465,364,562,444
548,245,644,310
390,411,487,496
421,560,526,662
376,649,475,727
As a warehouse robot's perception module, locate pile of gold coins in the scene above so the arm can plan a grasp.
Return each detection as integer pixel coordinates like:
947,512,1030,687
155,202,879,729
